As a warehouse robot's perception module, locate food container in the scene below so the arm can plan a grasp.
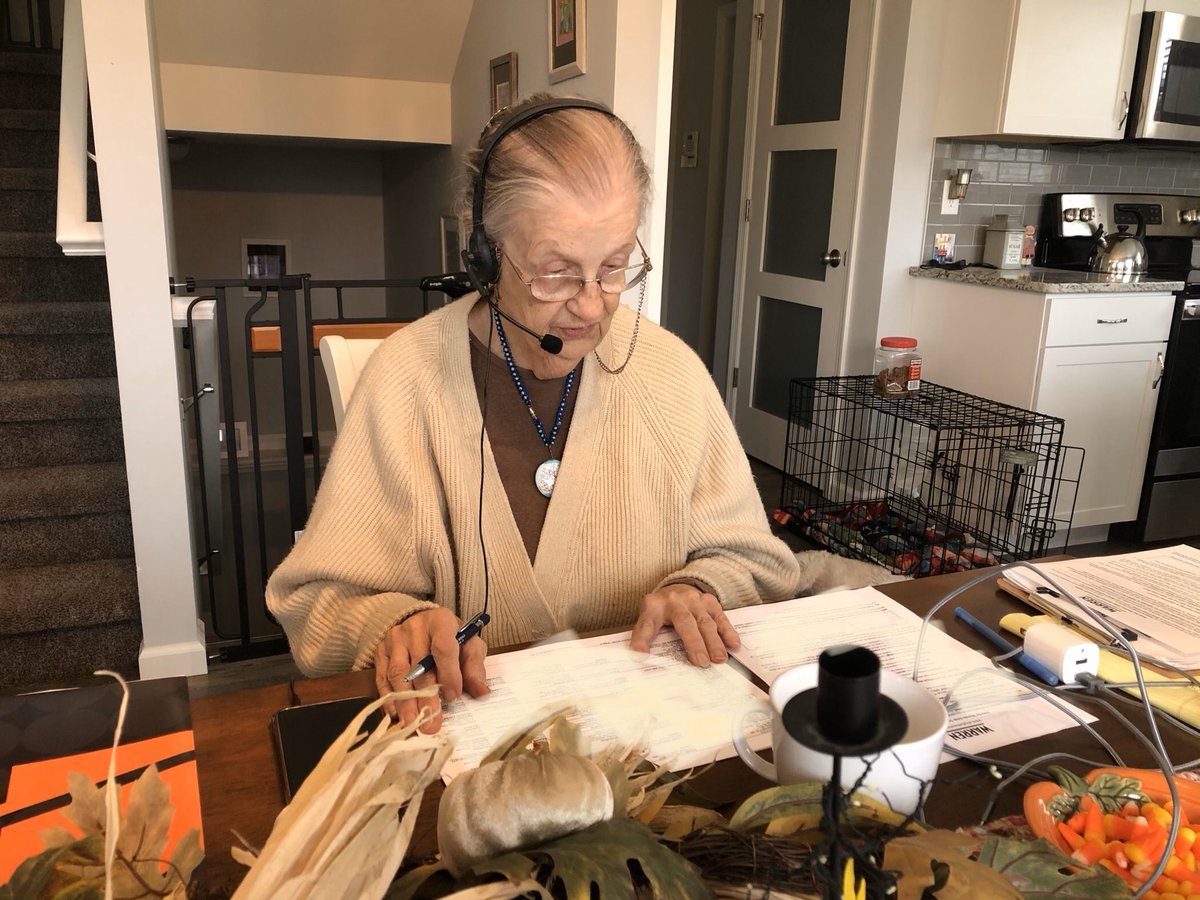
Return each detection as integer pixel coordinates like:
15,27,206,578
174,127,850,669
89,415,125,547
983,214,1025,269
874,337,922,398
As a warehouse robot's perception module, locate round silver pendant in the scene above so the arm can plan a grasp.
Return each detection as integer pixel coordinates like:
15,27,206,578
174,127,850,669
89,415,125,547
535,458,560,498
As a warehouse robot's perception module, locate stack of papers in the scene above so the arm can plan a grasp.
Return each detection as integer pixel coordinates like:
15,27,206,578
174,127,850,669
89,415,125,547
439,586,1092,776
1004,546,1200,670
438,630,770,780
727,588,1093,763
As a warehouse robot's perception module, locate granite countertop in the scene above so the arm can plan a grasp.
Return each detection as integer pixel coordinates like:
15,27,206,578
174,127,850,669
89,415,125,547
908,265,1185,294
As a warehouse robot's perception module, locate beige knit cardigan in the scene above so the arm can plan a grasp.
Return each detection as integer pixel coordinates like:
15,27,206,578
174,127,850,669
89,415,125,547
265,295,801,675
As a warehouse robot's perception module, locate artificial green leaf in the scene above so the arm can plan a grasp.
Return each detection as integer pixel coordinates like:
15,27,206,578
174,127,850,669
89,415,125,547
728,782,827,832
1046,766,1149,819
976,836,1131,898
472,817,708,900
0,841,81,900
885,831,1019,900
45,878,105,900
386,861,456,899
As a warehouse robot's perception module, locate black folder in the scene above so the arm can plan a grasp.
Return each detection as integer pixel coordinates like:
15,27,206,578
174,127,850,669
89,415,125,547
270,695,380,802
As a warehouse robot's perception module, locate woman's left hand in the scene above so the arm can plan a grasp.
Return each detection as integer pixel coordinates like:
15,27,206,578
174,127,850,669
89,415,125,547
629,583,740,666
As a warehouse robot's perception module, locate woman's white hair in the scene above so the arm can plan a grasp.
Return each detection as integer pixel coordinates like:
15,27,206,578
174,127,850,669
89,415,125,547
459,93,653,246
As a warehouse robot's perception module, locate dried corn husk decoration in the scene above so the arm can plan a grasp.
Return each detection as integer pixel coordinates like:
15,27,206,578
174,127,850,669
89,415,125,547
231,687,451,900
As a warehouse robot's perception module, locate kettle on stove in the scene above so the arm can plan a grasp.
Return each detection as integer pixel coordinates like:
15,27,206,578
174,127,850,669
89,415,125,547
1089,208,1148,276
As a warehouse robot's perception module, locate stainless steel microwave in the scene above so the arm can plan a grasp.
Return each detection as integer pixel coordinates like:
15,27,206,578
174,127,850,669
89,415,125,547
1130,11,1200,141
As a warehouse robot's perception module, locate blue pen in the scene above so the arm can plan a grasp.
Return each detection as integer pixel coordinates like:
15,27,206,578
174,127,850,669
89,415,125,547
954,606,1059,686
403,611,490,681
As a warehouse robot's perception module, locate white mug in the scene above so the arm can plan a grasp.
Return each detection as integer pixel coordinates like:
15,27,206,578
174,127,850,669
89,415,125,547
732,662,949,815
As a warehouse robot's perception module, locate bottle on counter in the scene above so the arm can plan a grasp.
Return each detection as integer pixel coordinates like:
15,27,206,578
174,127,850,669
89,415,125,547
874,337,922,398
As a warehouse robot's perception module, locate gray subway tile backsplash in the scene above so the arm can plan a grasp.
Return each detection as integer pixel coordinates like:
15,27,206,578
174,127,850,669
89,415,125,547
924,138,1200,263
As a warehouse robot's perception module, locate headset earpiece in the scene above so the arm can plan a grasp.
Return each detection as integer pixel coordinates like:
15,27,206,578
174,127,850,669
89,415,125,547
466,223,499,289
465,97,615,298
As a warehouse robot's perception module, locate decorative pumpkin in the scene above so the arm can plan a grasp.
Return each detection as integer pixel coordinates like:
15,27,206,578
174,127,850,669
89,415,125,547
1024,766,1200,854
437,752,614,876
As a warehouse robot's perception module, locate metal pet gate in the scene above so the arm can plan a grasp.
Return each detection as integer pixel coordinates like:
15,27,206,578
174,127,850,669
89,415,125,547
172,273,466,661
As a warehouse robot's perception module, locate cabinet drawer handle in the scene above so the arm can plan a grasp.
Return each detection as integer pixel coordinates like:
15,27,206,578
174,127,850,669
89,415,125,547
1096,317,1129,324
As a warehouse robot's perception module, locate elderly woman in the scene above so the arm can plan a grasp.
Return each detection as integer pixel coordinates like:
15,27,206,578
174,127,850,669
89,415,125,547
266,94,800,729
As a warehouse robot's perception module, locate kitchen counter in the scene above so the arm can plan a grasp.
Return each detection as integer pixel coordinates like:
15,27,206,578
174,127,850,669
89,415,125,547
908,265,1184,293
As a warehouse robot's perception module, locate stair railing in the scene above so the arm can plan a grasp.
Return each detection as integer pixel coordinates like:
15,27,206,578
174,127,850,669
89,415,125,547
56,0,103,256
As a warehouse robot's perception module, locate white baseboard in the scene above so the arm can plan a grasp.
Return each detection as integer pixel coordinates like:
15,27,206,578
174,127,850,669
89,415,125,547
138,619,209,679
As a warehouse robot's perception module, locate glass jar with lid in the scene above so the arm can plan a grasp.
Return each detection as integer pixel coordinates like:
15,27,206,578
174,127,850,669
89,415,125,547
873,337,922,398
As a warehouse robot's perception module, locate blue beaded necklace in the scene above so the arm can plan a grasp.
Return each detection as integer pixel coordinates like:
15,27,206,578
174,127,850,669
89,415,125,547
493,307,576,498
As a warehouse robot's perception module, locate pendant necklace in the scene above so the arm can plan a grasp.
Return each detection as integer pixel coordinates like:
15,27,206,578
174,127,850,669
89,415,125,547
493,307,576,498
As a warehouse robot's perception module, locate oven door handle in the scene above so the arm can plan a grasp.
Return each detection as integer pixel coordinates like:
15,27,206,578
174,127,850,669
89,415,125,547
1153,351,1165,390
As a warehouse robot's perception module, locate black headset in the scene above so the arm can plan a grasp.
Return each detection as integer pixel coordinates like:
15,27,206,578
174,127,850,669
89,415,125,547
461,97,616,294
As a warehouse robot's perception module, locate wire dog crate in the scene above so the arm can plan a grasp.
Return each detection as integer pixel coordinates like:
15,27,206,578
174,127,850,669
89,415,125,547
776,377,1082,577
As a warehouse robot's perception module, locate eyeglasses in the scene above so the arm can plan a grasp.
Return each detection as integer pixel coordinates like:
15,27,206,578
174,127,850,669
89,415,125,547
500,238,652,303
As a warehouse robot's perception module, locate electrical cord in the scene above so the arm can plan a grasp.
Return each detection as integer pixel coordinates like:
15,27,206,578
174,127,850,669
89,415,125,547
472,301,496,623
912,559,1185,898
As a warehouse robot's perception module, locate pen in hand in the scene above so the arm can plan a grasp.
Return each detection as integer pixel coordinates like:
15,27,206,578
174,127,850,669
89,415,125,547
954,606,1060,686
403,611,490,682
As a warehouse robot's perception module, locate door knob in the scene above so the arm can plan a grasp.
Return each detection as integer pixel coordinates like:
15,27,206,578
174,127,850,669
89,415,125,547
822,249,842,268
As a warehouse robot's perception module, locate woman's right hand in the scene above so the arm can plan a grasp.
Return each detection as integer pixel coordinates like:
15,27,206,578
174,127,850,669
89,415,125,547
374,607,489,732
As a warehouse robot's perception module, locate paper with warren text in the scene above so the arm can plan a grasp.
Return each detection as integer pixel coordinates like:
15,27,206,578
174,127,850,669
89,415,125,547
439,629,770,780
1003,546,1200,669
728,587,1095,762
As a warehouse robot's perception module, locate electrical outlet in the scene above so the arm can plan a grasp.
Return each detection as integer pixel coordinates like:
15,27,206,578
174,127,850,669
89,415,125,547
941,180,959,215
218,421,251,458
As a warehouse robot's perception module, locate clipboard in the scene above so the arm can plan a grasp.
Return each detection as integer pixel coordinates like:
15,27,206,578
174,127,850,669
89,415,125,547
270,695,379,803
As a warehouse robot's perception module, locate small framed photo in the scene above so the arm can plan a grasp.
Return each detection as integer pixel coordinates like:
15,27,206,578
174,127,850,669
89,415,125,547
548,0,586,84
489,52,518,115
241,238,290,297
440,214,461,273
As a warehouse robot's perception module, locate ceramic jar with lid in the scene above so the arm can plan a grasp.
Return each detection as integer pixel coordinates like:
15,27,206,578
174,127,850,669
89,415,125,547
874,337,922,398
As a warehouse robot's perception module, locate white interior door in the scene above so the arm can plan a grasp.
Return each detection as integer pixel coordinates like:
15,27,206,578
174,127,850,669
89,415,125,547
731,0,872,468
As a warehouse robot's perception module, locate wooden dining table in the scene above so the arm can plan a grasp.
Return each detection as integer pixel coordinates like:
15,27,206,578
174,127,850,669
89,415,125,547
189,564,1200,894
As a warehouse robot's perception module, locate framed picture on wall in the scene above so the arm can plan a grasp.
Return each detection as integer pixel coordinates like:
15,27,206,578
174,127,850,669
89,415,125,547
241,238,290,297
440,214,461,274
548,0,586,83
490,52,518,114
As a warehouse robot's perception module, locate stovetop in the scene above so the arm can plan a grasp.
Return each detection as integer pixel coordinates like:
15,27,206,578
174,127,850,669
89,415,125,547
1036,192,1200,283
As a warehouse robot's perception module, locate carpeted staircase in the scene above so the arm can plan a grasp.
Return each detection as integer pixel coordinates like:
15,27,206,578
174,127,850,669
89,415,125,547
0,46,141,691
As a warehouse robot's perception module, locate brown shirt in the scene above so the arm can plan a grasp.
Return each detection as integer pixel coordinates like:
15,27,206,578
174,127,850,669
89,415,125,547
470,333,581,562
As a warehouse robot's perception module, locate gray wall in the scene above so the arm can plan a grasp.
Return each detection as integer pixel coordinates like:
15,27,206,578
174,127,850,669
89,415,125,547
450,0,620,174
171,141,388,434
662,0,727,366
381,144,458,302
924,139,1200,264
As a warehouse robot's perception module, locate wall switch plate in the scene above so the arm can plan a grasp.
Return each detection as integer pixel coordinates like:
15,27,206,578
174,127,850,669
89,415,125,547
680,130,699,168
941,180,959,215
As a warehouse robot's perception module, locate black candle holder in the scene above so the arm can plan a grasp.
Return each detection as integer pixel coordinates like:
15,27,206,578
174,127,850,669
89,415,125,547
783,645,908,899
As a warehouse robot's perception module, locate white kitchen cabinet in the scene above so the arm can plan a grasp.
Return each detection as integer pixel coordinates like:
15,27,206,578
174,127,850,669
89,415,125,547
910,277,1173,529
934,0,1144,140
1035,342,1164,526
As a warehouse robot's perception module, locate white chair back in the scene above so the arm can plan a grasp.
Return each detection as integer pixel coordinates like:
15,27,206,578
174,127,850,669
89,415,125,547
319,335,384,432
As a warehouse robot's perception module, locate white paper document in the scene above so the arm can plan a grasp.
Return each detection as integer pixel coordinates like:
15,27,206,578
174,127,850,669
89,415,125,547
727,587,1094,762
1004,546,1200,669
439,630,769,780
